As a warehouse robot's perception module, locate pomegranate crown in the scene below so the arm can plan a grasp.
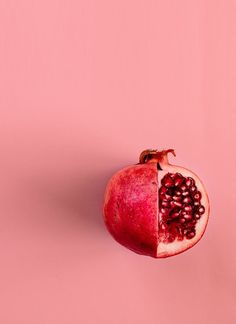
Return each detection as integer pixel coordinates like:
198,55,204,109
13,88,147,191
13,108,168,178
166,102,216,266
139,149,176,164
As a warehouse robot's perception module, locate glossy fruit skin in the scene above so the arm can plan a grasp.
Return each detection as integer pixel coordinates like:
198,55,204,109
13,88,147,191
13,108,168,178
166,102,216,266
104,164,158,257
103,149,210,258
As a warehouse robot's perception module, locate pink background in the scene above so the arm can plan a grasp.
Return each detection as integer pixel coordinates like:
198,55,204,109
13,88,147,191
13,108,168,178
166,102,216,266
0,1,235,323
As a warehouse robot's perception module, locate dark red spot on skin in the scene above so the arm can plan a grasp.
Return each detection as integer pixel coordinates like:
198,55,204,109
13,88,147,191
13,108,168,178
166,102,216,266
159,172,205,243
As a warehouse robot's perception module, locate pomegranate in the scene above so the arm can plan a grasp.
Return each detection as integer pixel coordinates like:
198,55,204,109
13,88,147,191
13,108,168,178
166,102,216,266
103,149,209,258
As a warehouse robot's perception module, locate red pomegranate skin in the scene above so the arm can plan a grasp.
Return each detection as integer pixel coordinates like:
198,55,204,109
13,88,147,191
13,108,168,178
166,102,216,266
104,164,158,257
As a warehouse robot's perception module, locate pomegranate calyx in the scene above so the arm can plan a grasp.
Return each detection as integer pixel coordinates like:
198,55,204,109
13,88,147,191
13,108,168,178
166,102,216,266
139,149,176,164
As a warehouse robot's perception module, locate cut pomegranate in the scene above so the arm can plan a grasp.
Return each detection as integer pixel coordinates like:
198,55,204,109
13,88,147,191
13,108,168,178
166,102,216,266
103,149,210,258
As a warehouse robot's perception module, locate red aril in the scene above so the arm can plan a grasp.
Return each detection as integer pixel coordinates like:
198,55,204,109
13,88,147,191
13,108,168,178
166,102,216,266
103,149,210,258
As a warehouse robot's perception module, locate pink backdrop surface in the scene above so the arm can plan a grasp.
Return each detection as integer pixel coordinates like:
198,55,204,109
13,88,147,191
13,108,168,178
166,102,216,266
0,1,235,323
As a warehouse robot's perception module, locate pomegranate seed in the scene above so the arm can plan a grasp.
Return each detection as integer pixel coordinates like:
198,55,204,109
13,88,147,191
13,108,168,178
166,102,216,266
168,236,175,243
195,213,201,219
174,189,182,196
163,193,172,201
186,231,196,239
194,201,200,207
170,211,180,218
184,205,193,212
190,185,197,193
183,213,192,221
193,191,202,201
174,173,184,186
180,184,187,191
183,196,192,204
160,207,169,216
182,190,190,197
173,195,182,202
161,174,174,188
198,206,205,215
187,220,197,226
160,223,167,231
185,177,195,187
166,180,174,188
175,226,182,234
169,201,176,208
161,200,170,208
159,186,168,194
173,201,182,208
179,217,186,223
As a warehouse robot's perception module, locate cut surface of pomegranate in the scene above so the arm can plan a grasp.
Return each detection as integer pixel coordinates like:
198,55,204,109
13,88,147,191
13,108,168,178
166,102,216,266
103,149,210,258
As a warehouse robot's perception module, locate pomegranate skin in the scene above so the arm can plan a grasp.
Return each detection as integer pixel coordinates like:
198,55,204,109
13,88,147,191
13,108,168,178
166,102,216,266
103,164,158,257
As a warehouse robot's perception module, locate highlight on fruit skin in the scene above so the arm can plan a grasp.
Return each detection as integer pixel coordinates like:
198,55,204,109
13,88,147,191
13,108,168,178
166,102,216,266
103,149,210,258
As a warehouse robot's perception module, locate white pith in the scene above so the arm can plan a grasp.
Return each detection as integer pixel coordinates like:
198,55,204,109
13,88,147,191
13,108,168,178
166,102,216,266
156,164,210,258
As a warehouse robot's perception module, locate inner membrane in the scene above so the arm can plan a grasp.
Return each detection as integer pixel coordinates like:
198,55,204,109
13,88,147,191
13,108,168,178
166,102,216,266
158,172,205,243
